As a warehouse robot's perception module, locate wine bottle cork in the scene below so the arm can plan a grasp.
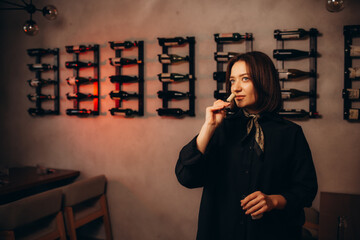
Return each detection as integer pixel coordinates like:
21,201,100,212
226,93,235,102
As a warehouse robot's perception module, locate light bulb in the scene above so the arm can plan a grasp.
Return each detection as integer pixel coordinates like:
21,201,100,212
42,5,58,20
23,20,39,36
326,0,344,12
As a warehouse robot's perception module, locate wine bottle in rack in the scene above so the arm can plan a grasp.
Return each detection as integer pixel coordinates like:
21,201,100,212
66,109,92,116
66,76,97,85
273,49,315,60
348,108,360,120
109,75,139,83
213,71,226,82
65,45,93,53
109,41,137,50
274,28,309,40
342,89,360,100
158,54,189,64
109,57,142,66
28,63,55,72
214,33,252,43
157,73,192,83
109,108,137,116
65,61,94,69
27,94,56,101
158,37,187,46
214,52,240,62
157,90,191,99
109,91,138,100
349,67,360,79
350,45,360,57
281,89,313,100
279,109,309,118
157,108,187,117
278,69,312,81
27,78,56,87
27,48,56,56
28,108,55,116
66,92,97,100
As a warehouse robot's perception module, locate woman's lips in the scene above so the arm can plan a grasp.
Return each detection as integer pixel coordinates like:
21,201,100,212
235,95,245,100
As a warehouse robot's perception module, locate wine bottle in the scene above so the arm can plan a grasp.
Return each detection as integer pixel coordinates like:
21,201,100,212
274,28,309,40
347,108,360,120
213,71,226,82
27,63,55,72
214,33,252,43
109,91,138,100
278,69,312,81
27,78,56,87
66,93,97,100
66,109,92,116
109,41,136,50
273,49,315,60
109,75,139,83
350,45,360,57
214,52,240,62
28,108,55,116
342,89,360,100
65,45,93,53
27,48,56,56
158,37,187,46
157,108,188,117
279,109,309,118
109,57,142,66
27,94,56,101
157,90,191,99
157,73,192,83
109,108,137,116
65,61,94,69
281,89,313,100
158,54,189,64
66,76,97,85
349,67,360,79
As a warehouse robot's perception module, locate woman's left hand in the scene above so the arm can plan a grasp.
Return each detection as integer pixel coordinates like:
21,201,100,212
240,191,287,217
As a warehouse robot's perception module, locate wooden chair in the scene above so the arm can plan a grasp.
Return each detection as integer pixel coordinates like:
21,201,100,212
0,188,66,240
61,175,112,240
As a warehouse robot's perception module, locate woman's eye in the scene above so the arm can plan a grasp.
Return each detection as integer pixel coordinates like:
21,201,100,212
242,77,249,81
230,79,235,84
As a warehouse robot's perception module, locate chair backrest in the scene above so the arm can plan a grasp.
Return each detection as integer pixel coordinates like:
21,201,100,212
61,175,106,207
0,188,63,230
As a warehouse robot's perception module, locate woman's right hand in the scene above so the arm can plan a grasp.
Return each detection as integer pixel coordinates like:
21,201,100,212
197,100,230,154
205,100,231,127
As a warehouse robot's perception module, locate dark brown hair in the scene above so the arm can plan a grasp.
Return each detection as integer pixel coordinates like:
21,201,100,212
226,51,282,113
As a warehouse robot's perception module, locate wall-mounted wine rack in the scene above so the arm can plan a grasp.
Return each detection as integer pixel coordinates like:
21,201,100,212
65,44,100,116
213,32,253,100
343,25,360,121
108,40,144,117
156,36,196,117
26,48,60,116
273,28,319,119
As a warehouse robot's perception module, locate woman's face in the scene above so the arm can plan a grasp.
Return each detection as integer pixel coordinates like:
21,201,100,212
230,61,258,113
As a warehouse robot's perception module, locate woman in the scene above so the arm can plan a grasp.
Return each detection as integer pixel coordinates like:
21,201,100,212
175,51,317,240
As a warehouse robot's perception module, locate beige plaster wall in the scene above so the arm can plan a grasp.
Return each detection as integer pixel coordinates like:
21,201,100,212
0,0,360,239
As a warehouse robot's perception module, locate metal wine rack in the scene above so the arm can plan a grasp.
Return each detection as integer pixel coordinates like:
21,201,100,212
26,48,60,116
108,40,144,117
156,36,196,117
274,28,319,119
65,44,100,116
343,25,360,121
213,32,253,100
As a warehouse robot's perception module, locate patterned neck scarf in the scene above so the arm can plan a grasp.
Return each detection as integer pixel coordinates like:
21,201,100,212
243,109,264,153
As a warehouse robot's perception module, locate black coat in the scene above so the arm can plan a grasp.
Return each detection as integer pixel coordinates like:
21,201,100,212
175,110,318,240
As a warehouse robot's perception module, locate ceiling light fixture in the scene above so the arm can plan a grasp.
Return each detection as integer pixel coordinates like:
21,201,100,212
0,0,58,36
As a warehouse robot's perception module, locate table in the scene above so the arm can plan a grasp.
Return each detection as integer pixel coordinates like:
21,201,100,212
0,166,80,204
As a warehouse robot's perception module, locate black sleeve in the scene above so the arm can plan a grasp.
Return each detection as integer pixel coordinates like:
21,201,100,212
282,126,318,213
175,136,207,189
